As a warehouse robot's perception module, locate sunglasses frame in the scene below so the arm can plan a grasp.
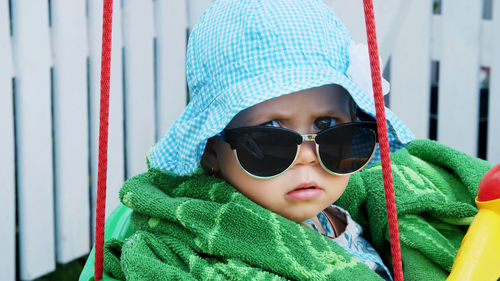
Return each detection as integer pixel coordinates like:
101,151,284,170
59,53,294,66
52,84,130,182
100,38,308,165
216,121,379,179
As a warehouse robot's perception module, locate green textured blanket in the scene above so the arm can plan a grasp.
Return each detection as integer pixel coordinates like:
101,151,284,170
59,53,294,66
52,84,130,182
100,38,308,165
336,139,492,280
103,140,492,280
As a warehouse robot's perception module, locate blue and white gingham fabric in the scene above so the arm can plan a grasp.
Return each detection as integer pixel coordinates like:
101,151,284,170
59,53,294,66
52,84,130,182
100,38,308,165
150,0,415,174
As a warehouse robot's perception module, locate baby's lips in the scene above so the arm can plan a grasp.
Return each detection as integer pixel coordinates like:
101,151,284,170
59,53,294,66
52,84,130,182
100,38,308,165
477,163,500,202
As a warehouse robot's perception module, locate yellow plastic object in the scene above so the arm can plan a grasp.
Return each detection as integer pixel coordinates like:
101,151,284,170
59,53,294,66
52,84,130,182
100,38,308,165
446,197,500,281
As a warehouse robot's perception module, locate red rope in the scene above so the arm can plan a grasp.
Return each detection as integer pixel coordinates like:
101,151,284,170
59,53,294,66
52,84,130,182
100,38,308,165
361,1,404,280
95,0,114,280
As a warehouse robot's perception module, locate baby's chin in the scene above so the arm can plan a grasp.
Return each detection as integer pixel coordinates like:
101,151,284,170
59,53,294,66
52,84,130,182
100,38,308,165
275,208,325,223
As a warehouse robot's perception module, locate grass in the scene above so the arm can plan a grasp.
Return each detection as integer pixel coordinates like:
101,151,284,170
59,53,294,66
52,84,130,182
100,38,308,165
33,255,88,281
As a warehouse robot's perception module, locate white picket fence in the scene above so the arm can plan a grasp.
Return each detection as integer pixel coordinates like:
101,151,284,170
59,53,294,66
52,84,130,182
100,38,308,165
0,0,499,280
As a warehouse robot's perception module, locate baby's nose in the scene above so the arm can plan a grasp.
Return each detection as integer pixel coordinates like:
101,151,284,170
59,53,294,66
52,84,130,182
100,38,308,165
295,140,319,166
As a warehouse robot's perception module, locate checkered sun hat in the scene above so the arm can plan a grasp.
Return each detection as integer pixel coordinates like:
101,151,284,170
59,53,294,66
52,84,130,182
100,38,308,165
150,0,414,175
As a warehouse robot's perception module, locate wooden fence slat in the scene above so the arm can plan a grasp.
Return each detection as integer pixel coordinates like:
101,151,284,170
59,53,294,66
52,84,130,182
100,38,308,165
187,0,213,29
0,0,16,279
481,21,494,65
430,16,443,61
122,0,156,177
11,1,56,279
104,0,126,220
50,0,90,263
154,0,188,138
325,0,412,66
438,1,482,157
390,0,432,139
488,1,500,163
88,0,125,238
434,19,495,67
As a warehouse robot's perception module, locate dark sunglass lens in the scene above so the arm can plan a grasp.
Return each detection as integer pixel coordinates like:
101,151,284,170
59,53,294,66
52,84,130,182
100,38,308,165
234,129,298,177
317,125,376,174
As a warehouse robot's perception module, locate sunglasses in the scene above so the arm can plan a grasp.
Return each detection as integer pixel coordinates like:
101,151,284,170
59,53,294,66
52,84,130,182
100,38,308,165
216,121,378,179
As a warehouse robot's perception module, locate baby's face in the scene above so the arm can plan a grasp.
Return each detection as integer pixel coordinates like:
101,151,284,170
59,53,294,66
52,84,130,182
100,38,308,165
214,85,353,222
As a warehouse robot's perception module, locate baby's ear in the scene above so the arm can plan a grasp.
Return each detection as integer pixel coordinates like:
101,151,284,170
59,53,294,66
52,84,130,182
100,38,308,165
201,137,221,177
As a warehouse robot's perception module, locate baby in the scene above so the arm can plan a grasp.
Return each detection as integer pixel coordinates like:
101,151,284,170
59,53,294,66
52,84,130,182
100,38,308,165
201,85,393,280
115,0,413,280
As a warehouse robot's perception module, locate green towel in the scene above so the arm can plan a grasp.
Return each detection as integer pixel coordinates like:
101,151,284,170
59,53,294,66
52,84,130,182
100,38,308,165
336,139,493,280
103,171,382,280
103,139,493,280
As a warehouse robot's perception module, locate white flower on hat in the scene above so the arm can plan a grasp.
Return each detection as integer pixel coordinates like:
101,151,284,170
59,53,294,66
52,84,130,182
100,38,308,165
347,43,390,98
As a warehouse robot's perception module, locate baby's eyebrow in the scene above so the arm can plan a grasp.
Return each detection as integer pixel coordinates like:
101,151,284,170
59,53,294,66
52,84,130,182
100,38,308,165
227,114,261,128
244,116,275,126
316,109,351,119
236,108,283,125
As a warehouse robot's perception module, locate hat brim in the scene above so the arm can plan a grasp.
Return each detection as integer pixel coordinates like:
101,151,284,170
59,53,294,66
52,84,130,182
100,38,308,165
151,66,414,174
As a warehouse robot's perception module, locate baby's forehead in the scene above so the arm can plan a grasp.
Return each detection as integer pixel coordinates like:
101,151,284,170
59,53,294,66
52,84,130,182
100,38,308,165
227,84,352,128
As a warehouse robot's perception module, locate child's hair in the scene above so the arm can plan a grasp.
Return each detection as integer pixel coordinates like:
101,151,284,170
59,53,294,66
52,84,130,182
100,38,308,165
149,0,414,175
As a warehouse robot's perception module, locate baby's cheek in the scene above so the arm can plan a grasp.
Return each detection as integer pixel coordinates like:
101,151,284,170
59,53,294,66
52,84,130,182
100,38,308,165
329,175,350,198
215,142,238,175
